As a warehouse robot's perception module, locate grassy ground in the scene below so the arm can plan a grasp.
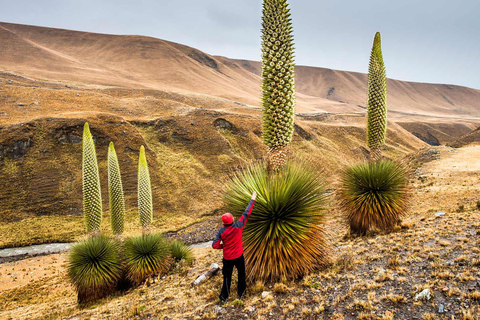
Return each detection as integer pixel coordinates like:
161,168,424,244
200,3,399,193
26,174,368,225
1,145,479,319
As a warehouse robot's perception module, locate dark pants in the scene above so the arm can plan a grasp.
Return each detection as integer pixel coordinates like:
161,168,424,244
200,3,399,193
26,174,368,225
220,255,246,301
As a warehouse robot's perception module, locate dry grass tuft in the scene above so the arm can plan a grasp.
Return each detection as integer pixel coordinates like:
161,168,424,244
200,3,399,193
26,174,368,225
273,283,289,294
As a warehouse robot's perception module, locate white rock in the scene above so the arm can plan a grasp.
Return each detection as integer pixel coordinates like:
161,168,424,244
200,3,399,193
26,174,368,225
414,288,432,301
377,268,386,277
435,211,446,217
261,291,272,299
439,303,445,313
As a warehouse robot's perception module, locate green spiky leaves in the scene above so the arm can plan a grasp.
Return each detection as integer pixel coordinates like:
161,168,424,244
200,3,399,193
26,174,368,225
108,142,125,236
261,0,296,152
224,162,330,281
124,233,170,284
82,123,102,234
366,32,388,159
67,235,122,303
338,160,409,235
138,146,153,231
169,240,194,263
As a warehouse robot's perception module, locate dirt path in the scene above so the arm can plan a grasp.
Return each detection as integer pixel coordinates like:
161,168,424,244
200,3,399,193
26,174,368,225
425,145,480,173
411,145,480,215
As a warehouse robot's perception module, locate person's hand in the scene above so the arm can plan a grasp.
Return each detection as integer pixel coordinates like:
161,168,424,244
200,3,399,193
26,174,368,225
251,191,257,201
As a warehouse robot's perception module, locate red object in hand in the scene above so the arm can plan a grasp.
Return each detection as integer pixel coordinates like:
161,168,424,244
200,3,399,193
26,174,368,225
221,213,233,225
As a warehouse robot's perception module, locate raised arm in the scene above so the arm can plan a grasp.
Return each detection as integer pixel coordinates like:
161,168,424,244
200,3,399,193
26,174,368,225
235,191,257,228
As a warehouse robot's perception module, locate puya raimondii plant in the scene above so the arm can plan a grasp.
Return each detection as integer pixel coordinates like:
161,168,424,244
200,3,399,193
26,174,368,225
366,32,388,161
82,122,102,234
261,0,296,170
220,0,330,281
224,162,330,281
69,124,122,304
68,235,122,303
124,233,171,285
338,33,409,235
108,142,125,236
339,159,409,235
123,146,175,284
138,145,153,232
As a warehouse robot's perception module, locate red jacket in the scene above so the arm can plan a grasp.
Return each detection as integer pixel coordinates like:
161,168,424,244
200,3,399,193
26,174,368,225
212,199,255,260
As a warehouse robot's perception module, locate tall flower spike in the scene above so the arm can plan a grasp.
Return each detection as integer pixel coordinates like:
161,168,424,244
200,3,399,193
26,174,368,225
82,122,102,234
366,32,388,161
138,145,153,232
108,142,125,236
261,0,296,170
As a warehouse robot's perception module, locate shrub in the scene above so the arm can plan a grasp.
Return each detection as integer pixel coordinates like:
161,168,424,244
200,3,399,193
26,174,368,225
339,159,409,234
124,233,171,284
224,161,330,281
273,282,289,293
67,235,122,303
169,240,194,263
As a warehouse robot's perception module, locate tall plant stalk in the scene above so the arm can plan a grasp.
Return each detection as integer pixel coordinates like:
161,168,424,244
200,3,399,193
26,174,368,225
108,142,125,236
138,145,153,232
82,123,102,234
261,0,296,170
366,32,388,161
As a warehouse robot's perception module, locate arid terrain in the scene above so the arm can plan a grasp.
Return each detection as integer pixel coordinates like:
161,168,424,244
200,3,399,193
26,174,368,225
1,22,480,319
1,145,480,319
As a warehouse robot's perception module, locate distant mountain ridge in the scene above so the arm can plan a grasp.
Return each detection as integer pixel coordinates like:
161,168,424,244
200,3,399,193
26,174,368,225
1,21,480,119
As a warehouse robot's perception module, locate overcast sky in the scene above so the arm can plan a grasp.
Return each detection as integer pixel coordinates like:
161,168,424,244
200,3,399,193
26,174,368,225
1,0,479,89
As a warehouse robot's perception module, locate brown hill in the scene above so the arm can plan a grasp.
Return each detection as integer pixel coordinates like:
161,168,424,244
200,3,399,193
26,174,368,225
0,22,479,248
449,126,480,148
1,22,480,119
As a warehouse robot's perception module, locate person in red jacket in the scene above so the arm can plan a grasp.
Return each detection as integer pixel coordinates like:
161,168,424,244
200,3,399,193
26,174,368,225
212,191,257,302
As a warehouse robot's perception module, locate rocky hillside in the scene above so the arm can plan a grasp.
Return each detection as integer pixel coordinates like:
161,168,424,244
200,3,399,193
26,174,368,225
449,126,480,148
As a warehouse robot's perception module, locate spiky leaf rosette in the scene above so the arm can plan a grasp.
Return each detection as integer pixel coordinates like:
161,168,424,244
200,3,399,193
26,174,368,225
224,161,330,281
124,233,171,284
338,159,409,235
108,142,125,236
261,0,296,169
366,32,388,161
169,240,194,263
82,123,102,234
138,146,153,231
67,235,122,303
